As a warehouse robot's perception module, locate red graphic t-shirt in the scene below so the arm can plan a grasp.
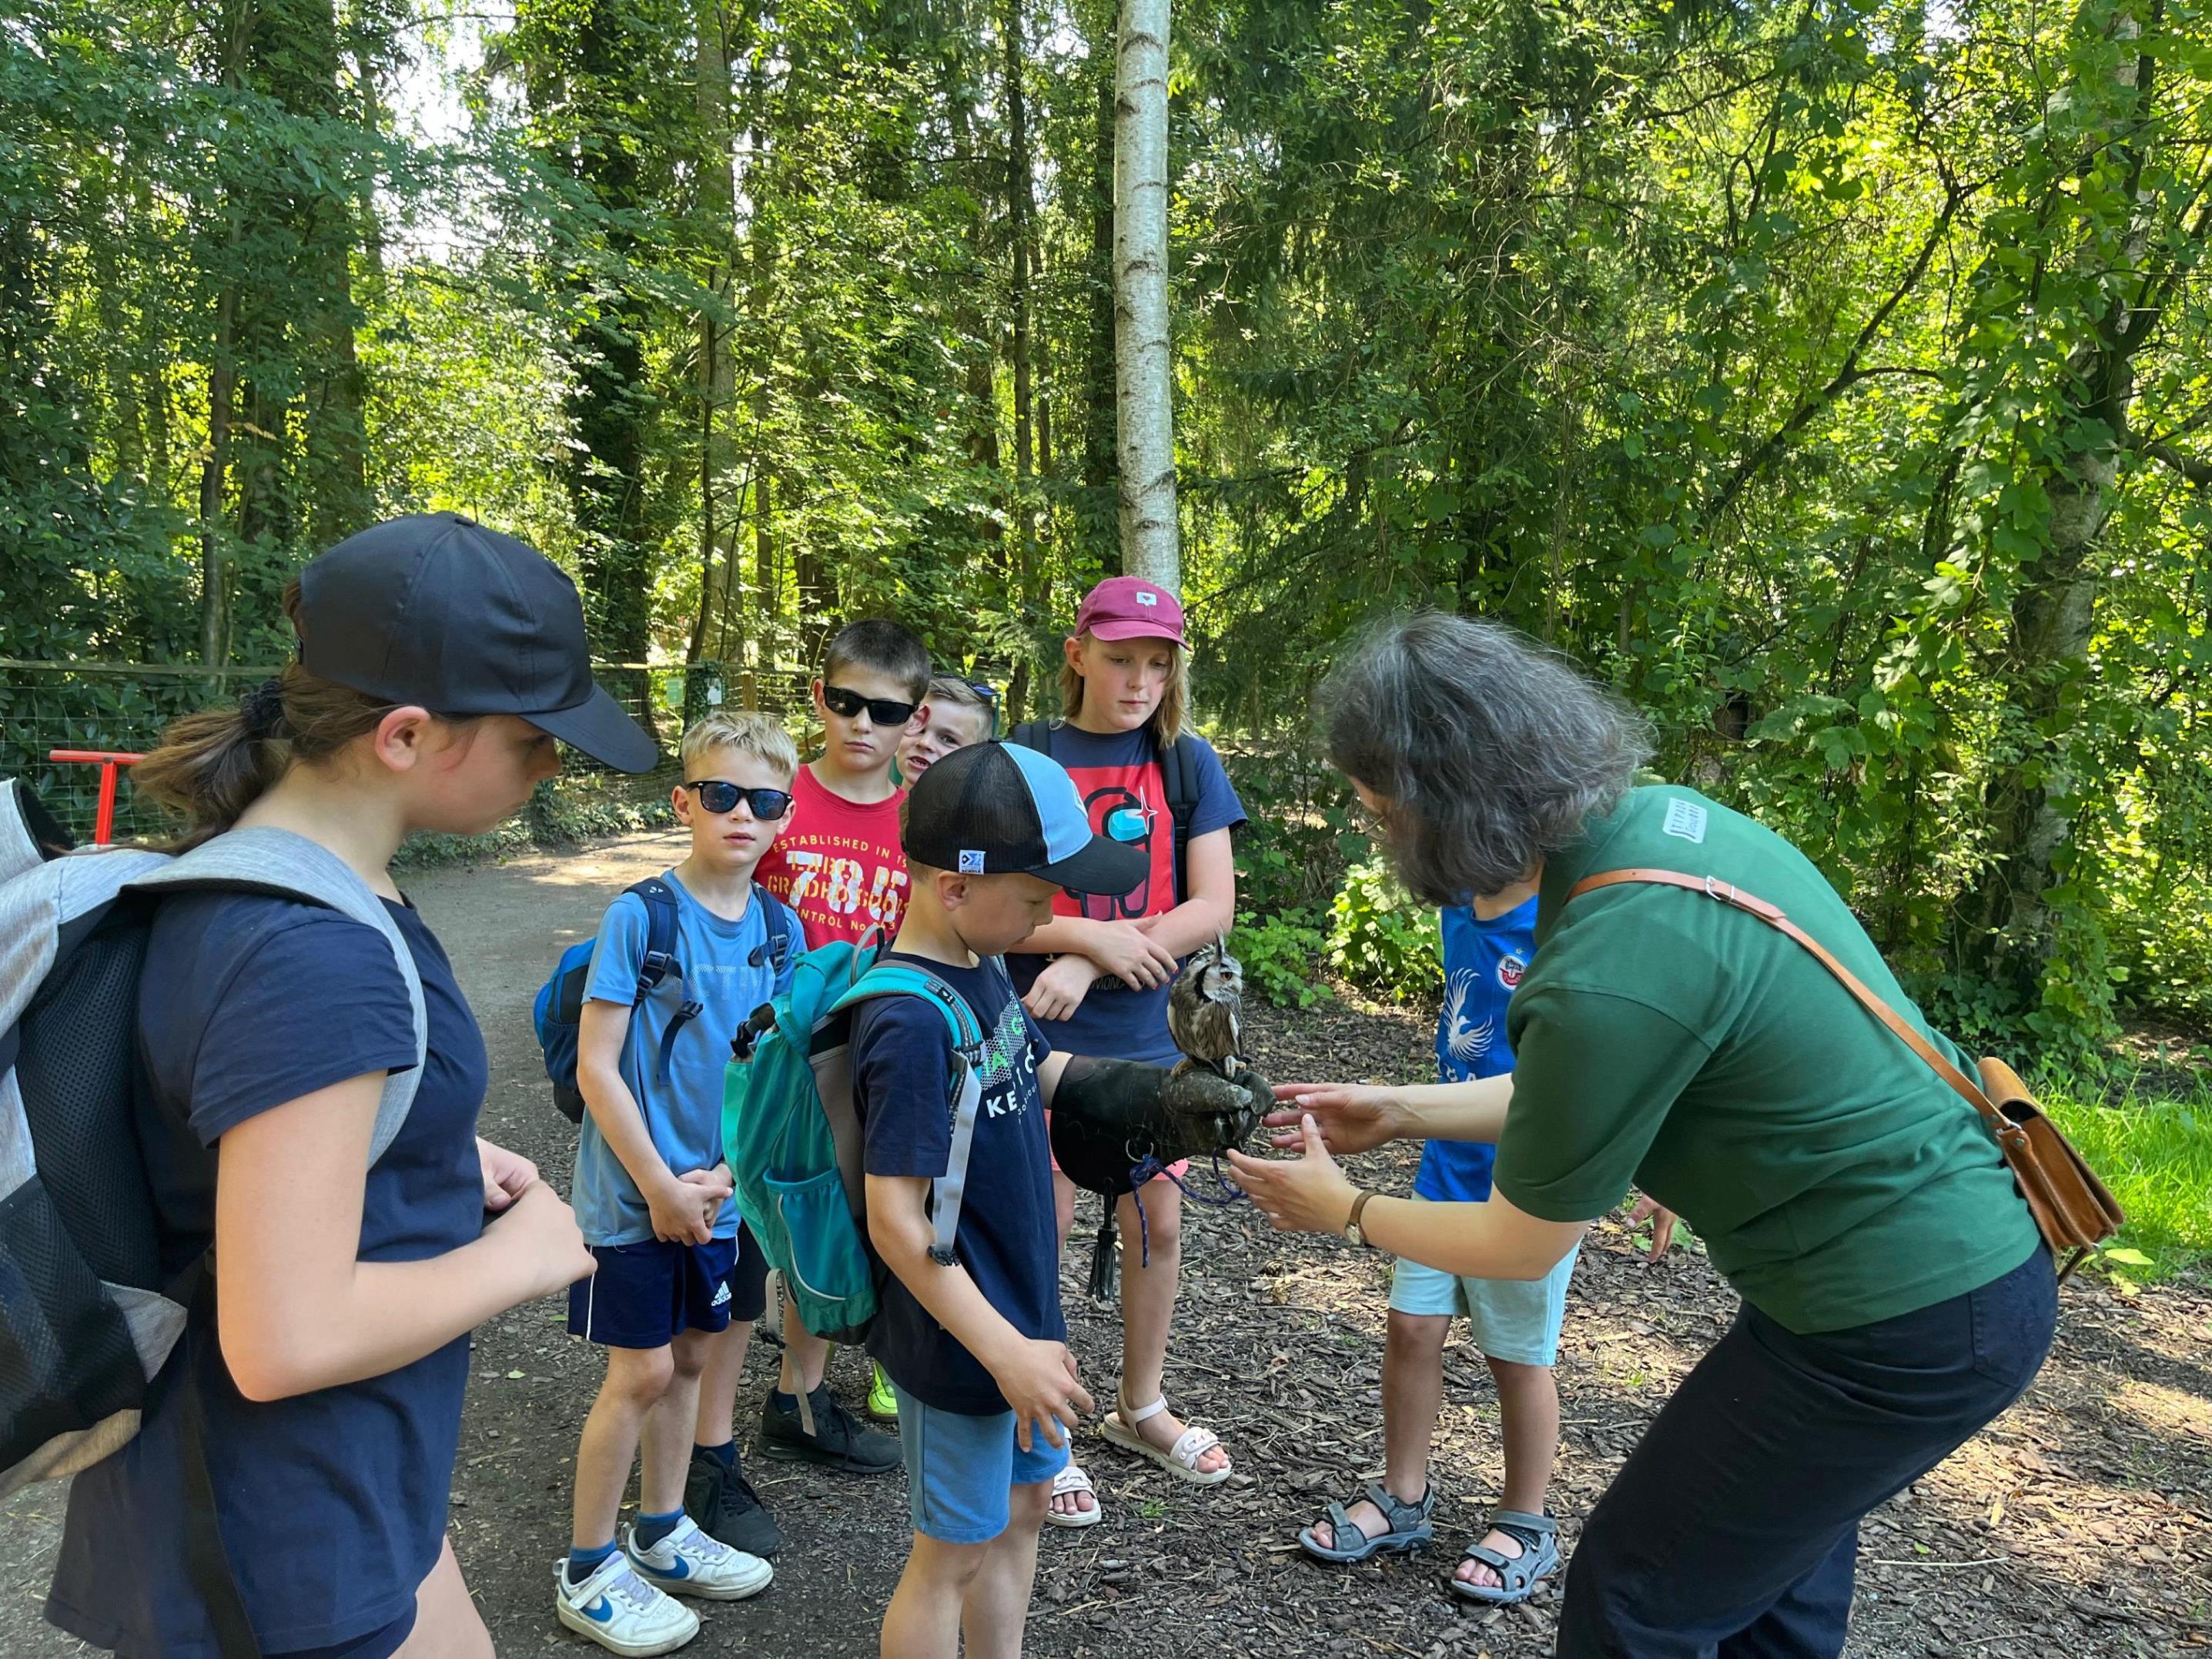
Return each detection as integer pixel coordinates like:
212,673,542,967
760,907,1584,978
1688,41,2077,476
755,766,909,948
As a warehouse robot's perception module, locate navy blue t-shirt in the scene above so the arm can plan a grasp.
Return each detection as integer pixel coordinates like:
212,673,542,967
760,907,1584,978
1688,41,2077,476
855,952,1061,1415
1005,725,1246,1065
47,891,487,1657
1413,897,1538,1204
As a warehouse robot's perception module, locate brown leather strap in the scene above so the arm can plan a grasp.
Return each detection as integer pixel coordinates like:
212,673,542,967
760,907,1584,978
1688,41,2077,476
1565,869,2025,1153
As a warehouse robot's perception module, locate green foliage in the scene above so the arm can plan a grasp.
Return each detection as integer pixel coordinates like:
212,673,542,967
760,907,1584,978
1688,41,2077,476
1326,856,1442,1003
2042,1080,2212,1280
1233,908,1329,1008
1223,744,1366,915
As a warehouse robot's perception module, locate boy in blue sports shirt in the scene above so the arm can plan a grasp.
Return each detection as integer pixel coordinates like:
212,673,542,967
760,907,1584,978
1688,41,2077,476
855,741,1157,1659
557,712,808,1654
1296,878,1590,1603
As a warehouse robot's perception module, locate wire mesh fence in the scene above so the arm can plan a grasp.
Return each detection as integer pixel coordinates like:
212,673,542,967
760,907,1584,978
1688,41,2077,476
0,659,802,846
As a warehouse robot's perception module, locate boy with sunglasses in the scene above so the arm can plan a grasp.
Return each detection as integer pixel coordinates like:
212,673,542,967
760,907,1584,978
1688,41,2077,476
752,618,930,1455
560,712,807,1654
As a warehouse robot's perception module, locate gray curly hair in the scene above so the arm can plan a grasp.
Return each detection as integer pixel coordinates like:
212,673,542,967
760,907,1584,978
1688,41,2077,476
1320,613,1655,905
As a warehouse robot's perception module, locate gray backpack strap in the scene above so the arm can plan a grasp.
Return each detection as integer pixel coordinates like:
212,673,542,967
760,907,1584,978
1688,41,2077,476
129,828,426,1166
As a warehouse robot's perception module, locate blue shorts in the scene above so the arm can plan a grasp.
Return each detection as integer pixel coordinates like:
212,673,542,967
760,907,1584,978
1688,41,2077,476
1389,1209,1579,1367
567,1228,768,1350
894,1382,1069,1544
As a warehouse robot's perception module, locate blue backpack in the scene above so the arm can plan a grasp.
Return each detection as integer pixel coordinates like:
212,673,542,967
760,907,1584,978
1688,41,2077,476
534,878,795,1124
723,938,987,1344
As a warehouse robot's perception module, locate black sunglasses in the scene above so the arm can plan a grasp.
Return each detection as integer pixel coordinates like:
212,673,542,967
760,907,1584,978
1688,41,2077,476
822,684,920,726
684,781,794,819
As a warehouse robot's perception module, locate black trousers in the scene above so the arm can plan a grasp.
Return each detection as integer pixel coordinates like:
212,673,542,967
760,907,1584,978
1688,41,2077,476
1556,1245,2057,1657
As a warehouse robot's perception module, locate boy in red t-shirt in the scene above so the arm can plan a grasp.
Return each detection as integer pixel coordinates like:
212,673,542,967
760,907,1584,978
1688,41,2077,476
752,617,930,1460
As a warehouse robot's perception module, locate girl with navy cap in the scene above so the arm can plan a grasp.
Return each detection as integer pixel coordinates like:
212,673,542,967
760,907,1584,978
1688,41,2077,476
45,514,654,1658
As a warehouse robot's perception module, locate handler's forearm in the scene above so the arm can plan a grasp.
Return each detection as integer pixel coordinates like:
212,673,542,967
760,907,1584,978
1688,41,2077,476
1005,917,1103,957
1359,1189,1587,1281
1382,1075,1514,1144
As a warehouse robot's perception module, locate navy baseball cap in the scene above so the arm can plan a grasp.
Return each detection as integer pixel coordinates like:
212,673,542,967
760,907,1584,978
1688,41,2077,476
904,741,1146,896
296,512,658,773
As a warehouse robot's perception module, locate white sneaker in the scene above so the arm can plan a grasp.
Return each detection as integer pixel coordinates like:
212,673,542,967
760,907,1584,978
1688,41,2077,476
626,1513,775,1601
554,1551,701,1656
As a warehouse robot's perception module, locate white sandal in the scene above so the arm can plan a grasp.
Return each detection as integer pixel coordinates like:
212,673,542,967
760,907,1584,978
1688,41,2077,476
1098,1394,1231,1486
1044,1460,1103,1529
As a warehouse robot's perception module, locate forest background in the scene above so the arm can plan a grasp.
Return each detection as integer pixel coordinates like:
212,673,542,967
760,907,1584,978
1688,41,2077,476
5,0,2211,1082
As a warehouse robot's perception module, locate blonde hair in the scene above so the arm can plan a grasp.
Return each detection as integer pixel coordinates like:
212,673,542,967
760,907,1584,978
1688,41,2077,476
680,710,800,781
134,579,467,853
1059,632,1190,744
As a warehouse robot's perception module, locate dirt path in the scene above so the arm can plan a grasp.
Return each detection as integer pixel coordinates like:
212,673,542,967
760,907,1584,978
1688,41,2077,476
6,833,2209,1655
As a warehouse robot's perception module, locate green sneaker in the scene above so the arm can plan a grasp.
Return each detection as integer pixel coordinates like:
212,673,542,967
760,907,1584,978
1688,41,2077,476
866,1363,900,1423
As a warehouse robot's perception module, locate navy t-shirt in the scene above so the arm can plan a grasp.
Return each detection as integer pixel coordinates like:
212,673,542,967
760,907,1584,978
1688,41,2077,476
47,891,487,1657
855,952,1061,1415
1413,897,1538,1204
1005,725,1246,1064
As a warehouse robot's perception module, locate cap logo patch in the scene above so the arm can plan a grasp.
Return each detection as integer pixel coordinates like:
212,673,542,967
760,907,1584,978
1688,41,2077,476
959,850,986,873
1135,589,1160,606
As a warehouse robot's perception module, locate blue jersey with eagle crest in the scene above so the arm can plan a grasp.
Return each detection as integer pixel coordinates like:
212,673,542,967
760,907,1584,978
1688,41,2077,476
1415,895,1538,1203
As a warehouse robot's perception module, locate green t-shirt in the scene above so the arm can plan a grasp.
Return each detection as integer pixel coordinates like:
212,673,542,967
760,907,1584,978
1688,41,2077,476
1492,784,2041,1333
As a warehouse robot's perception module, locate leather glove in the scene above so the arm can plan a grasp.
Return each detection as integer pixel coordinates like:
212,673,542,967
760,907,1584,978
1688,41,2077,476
1049,1055,1274,1199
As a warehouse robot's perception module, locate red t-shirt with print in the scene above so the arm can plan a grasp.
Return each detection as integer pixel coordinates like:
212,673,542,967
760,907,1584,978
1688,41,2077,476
755,766,909,948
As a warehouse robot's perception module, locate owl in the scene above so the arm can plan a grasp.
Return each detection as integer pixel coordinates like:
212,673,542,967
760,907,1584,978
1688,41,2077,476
1166,933,1246,1078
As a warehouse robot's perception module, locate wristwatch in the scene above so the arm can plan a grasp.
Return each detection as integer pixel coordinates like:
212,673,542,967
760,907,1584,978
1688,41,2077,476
1344,1189,1377,1249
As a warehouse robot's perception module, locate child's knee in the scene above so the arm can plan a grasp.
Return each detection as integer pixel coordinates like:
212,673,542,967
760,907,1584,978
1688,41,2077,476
669,1332,714,1381
1007,1477,1053,1533
603,1345,677,1404
1486,1354,1557,1393
1119,1186,1180,1253
909,1534,992,1592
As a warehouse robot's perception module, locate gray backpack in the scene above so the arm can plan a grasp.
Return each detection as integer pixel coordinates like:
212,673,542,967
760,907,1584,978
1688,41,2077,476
0,784,426,1654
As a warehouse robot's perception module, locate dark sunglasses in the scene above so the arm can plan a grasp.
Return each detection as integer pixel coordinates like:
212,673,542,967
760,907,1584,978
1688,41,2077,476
822,684,920,726
684,781,794,818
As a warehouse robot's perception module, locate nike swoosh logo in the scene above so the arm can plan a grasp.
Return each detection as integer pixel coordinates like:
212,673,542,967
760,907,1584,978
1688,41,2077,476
584,1598,614,1624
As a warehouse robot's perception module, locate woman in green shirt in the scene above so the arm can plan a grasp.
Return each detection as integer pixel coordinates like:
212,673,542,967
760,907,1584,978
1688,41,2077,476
1230,612,2055,1658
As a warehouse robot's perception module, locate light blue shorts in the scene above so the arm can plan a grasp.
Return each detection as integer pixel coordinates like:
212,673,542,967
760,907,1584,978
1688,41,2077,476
894,1383,1069,1544
1387,1209,1579,1367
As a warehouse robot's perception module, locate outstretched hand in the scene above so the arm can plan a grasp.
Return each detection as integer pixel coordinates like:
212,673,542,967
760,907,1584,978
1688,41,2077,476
1226,1114,1360,1236
1261,1081,1404,1156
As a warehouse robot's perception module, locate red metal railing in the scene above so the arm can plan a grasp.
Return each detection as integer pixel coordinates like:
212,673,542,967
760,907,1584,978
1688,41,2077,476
47,749,143,845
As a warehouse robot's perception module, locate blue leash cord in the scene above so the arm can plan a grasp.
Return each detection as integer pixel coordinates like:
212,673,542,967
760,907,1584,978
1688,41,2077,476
1123,1152,1249,1269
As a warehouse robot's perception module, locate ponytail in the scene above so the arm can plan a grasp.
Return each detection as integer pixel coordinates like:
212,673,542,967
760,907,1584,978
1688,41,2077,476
134,579,402,851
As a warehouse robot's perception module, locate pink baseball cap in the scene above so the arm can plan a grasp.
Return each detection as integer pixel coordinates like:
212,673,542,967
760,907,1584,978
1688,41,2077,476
1073,575,1186,645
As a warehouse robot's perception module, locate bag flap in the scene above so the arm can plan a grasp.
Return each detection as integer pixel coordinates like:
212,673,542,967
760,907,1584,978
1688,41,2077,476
830,962,984,1049
0,781,72,880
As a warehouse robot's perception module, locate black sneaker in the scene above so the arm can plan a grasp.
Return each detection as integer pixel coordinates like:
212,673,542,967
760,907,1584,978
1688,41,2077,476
685,1446,781,1559
759,1383,901,1474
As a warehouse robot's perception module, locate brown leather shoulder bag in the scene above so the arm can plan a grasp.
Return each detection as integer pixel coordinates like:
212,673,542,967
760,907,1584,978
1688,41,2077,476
1567,868,2125,1281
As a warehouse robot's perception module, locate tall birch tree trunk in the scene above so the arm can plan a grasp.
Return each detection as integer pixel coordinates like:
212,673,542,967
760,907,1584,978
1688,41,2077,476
1113,0,1176,593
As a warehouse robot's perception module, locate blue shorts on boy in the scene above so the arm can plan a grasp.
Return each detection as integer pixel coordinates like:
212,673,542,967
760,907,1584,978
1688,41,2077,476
568,1233,771,1348
1005,725,1246,1065
853,952,1064,1536
570,872,801,1248
49,892,487,1657
892,1383,1069,1545
1393,895,1577,1366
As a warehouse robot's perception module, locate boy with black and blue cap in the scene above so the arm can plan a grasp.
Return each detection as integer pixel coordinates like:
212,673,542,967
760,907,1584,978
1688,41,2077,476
857,741,1267,1659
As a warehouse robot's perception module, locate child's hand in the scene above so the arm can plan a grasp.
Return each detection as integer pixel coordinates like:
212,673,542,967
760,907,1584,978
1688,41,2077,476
649,1169,725,1245
477,1136,538,1213
989,1339,1093,1452
485,1180,597,1300
678,1164,736,1229
1079,920,1181,992
1022,954,1103,1023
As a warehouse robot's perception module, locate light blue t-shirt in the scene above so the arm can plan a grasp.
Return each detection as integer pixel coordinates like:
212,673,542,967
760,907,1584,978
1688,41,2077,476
572,871,802,1246
1413,895,1538,1204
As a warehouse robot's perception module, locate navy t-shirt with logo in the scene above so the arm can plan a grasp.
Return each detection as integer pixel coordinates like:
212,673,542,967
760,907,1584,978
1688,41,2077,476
854,952,1062,1414
47,891,487,1657
1414,896,1538,1204
1004,724,1246,1065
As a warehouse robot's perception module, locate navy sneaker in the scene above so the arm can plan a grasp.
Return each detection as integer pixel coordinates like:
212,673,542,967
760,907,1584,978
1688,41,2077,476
759,1383,900,1474
687,1444,782,1558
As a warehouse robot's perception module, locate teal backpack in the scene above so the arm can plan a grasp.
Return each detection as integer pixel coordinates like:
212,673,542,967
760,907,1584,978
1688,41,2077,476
723,938,986,1344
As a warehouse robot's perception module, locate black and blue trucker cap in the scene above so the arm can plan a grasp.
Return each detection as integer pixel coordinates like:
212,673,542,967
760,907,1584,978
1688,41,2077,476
904,741,1146,896
296,512,659,773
